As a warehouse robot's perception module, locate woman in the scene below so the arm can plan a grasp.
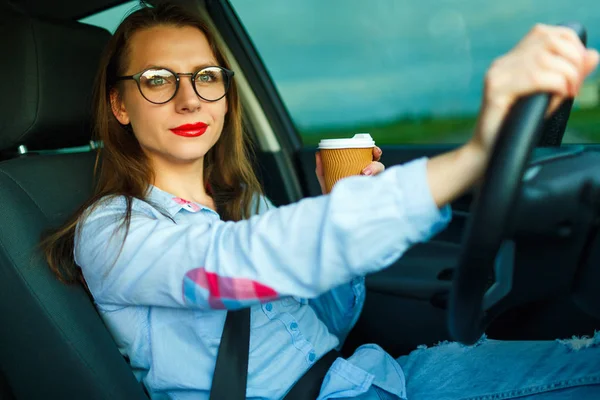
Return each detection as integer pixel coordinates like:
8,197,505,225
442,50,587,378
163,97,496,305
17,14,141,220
43,1,600,399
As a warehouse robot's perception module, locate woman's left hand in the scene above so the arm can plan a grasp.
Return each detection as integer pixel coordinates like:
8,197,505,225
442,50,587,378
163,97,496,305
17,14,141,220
315,146,385,194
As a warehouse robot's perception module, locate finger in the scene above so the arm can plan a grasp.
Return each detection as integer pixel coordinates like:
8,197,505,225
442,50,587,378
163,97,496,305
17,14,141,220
546,95,567,118
533,25,586,69
537,51,582,96
362,161,385,176
539,50,599,101
372,146,383,162
554,25,589,52
555,25,584,41
584,49,600,76
528,70,571,98
315,151,323,177
315,152,326,194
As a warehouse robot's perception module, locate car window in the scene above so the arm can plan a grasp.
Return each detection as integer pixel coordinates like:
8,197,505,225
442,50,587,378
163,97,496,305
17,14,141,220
78,0,140,33
230,0,600,145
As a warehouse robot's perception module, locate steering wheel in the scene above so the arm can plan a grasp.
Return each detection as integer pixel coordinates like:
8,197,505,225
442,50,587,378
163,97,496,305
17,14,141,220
448,23,588,345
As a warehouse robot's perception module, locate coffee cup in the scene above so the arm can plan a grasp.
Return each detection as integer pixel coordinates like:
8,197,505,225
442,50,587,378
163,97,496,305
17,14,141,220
317,133,375,194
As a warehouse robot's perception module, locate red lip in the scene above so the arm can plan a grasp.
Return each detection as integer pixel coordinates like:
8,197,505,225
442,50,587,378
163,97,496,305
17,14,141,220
170,122,208,137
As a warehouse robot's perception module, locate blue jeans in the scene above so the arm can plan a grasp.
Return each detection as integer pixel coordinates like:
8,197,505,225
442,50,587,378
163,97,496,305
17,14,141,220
366,332,600,399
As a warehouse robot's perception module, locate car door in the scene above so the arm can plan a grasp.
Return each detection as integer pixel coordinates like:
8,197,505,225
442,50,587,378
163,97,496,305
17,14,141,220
206,0,600,356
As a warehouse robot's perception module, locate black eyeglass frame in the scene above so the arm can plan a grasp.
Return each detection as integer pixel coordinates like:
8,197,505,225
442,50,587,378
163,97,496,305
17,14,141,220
115,66,235,104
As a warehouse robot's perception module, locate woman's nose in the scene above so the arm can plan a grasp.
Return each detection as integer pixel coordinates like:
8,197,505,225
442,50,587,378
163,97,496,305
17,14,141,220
174,76,202,112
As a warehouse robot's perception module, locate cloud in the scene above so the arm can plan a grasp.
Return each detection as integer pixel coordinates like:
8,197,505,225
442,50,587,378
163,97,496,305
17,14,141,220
232,0,600,127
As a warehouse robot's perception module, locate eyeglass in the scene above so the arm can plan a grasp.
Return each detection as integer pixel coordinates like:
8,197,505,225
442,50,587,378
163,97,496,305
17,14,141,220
115,66,234,104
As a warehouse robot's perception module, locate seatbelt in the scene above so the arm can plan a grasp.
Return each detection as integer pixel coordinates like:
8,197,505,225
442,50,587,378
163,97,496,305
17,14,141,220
283,349,341,400
209,306,341,400
209,308,251,400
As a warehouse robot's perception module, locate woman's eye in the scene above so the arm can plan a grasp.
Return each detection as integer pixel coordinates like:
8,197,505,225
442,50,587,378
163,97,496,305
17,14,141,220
148,77,167,86
197,73,216,83
141,70,174,88
196,71,221,84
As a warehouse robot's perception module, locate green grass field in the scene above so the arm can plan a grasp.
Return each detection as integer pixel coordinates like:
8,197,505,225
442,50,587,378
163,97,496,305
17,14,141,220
299,107,600,146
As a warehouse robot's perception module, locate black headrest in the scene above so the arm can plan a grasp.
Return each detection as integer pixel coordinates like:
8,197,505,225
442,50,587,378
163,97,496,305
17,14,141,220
0,7,111,152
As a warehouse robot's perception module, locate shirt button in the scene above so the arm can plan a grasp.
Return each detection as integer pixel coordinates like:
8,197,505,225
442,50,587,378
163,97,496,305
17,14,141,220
265,303,273,312
290,322,298,330
308,352,316,362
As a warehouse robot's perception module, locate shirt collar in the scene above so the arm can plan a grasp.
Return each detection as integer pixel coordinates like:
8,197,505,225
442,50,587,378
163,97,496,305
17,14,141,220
146,185,215,217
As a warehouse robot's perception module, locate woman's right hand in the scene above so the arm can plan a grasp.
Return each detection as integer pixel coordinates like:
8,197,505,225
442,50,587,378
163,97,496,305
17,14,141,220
426,24,599,208
470,24,599,159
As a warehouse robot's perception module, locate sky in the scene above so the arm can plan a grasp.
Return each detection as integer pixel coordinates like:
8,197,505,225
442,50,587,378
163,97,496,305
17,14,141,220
231,0,600,129
81,0,600,130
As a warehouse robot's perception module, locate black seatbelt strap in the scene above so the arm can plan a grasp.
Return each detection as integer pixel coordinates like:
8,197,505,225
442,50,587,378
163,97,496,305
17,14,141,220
283,349,342,400
209,306,341,400
209,308,251,400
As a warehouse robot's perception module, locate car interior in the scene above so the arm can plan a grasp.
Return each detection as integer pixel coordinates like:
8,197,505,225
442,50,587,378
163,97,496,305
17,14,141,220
1,0,600,399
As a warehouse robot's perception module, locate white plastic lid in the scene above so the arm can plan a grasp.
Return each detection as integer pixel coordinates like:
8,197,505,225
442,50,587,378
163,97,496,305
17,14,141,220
318,133,375,149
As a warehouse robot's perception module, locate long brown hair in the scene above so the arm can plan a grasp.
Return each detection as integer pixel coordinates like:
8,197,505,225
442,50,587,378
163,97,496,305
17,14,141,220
42,1,263,284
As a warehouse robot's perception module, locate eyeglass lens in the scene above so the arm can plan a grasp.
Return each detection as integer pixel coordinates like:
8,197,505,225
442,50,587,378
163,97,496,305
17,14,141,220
138,67,228,103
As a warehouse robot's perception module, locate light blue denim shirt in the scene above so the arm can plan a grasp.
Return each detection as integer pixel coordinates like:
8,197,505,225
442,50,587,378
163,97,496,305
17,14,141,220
74,157,451,400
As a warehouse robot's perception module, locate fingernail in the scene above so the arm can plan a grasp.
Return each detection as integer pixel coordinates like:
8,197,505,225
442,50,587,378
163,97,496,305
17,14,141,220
362,168,372,176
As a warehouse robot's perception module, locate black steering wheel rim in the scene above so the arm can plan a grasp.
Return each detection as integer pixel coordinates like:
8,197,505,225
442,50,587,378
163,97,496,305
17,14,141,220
448,23,587,345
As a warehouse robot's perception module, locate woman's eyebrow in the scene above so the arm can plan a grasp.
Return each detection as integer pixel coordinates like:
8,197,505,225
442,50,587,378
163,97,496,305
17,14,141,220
137,61,220,72
191,62,220,70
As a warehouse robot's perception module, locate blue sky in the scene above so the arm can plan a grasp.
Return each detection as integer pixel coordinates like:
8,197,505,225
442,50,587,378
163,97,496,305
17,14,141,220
231,0,600,129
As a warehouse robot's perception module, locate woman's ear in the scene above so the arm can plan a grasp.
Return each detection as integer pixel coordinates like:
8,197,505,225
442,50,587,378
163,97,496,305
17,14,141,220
110,88,130,125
